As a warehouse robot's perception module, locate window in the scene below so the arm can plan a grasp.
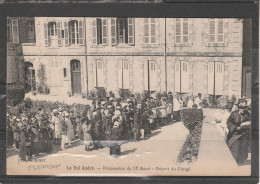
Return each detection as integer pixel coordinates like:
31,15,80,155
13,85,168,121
63,68,67,77
175,18,189,43
144,18,156,44
110,18,135,46
44,22,61,46
95,60,105,87
69,21,79,44
92,18,108,45
118,60,130,89
209,18,224,43
26,20,36,43
7,19,12,42
7,19,19,44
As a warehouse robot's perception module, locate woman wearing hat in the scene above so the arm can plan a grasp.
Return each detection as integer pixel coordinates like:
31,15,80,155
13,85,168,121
39,117,52,153
109,121,122,156
19,125,31,161
226,104,251,165
53,110,62,144
65,112,75,147
82,118,93,151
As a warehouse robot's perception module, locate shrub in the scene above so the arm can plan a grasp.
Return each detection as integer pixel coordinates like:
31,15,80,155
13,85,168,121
135,92,142,103
6,83,25,106
87,90,96,100
96,87,106,100
37,63,48,94
118,89,131,100
108,90,115,98
141,90,150,101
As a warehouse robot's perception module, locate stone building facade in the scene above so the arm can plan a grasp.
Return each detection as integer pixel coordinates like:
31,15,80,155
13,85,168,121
7,17,245,98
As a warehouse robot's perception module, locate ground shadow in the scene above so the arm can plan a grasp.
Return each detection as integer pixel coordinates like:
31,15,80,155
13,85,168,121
121,148,137,156
146,130,162,140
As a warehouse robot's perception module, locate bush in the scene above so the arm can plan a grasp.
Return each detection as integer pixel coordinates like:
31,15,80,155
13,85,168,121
96,87,106,100
6,83,25,106
118,89,131,100
108,90,115,98
37,63,49,94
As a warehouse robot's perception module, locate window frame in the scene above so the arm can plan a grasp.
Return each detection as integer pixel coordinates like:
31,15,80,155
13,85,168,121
209,18,224,43
144,18,156,44
175,18,189,44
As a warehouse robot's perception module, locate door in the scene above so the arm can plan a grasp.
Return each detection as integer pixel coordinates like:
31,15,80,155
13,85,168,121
149,61,157,91
175,61,189,93
208,61,224,95
245,72,251,98
71,60,82,94
27,20,35,42
96,60,104,87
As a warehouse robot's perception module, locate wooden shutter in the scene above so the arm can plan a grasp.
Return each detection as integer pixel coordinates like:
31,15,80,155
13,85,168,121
208,62,214,95
118,60,123,88
12,19,19,44
209,19,215,43
183,18,189,43
175,18,181,43
92,19,97,45
128,18,134,45
93,60,97,87
111,18,117,46
78,20,84,45
217,19,224,43
64,22,69,46
215,62,224,95
144,18,149,44
150,18,156,44
102,18,108,45
57,22,62,46
44,23,49,46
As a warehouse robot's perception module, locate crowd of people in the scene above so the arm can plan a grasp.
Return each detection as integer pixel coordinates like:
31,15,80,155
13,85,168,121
7,91,251,165
7,92,205,161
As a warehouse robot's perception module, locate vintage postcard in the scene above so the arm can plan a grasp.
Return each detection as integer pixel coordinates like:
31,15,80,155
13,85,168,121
6,17,252,176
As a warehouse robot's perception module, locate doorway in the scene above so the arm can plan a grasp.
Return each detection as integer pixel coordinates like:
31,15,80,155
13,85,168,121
71,60,82,95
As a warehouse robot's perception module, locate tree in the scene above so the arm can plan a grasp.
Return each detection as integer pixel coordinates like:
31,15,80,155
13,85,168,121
37,63,48,94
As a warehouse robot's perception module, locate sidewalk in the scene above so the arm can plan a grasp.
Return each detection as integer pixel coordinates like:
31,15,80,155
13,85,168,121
193,108,251,176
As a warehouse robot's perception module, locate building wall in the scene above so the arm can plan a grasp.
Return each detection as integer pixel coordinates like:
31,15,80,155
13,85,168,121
9,17,244,98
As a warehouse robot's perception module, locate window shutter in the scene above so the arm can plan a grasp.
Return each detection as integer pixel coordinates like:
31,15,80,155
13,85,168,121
183,18,189,43
93,60,97,87
12,19,19,44
102,18,108,45
144,18,149,44
44,23,49,46
64,22,69,46
92,19,97,45
111,18,117,46
78,20,84,45
150,18,156,44
217,19,224,43
209,19,215,43
128,18,135,45
175,18,181,43
57,22,62,46
118,60,123,89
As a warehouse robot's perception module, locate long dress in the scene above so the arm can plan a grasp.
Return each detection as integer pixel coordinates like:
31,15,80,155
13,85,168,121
19,130,30,161
227,110,250,164
39,121,52,153
65,118,75,144
110,127,121,156
30,127,40,155
82,123,93,150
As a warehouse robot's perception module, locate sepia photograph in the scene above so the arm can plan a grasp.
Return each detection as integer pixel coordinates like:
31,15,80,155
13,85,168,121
5,17,252,176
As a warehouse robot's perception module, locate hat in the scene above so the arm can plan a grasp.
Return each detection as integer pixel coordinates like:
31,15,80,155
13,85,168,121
130,94,135,97
58,107,64,112
12,116,17,120
40,117,48,122
93,111,97,116
53,109,58,113
123,104,128,108
101,101,106,105
109,97,114,101
113,121,119,128
115,110,121,116
127,99,131,103
22,117,27,121
16,118,21,122
54,111,59,116
137,104,141,109
107,105,112,109
65,112,70,117
116,106,121,110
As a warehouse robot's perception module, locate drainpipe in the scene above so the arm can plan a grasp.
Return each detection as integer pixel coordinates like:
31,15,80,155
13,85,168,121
84,17,89,96
164,18,167,92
